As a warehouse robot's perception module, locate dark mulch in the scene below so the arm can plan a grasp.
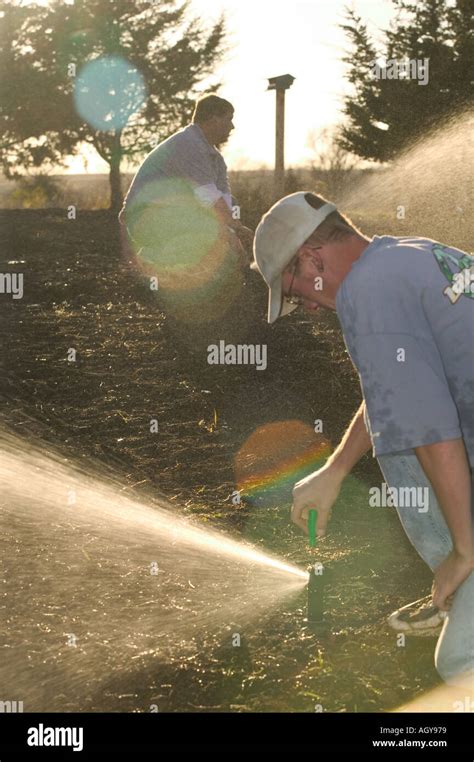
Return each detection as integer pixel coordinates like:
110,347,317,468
0,209,436,712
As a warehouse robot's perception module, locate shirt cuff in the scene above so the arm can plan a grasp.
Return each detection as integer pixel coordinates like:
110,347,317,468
371,427,463,458
193,183,223,207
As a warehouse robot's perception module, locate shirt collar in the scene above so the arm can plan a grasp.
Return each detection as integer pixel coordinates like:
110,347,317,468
335,236,384,315
189,123,221,156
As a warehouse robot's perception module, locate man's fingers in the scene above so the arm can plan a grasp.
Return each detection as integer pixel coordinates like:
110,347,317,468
294,515,309,535
291,504,309,535
317,510,331,537
444,601,453,611
432,586,449,612
291,502,330,538
444,594,454,611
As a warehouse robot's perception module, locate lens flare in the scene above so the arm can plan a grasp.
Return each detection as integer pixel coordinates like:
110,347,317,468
74,56,146,131
234,421,331,506
124,177,245,324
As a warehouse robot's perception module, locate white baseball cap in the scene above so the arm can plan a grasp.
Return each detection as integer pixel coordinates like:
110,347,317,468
251,192,337,324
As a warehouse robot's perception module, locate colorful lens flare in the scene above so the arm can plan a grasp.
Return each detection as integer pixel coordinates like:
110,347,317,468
234,421,331,504
74,56,146,131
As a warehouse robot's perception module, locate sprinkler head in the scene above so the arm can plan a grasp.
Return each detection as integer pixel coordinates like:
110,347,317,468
306,562,329,635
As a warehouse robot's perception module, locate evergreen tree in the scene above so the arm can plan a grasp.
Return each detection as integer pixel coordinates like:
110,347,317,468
339,0,474,161
0,0,226,210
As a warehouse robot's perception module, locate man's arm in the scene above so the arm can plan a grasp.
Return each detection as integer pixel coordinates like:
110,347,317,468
291,401,371,535
415,438,474,609
326,400,372,477
213,197,254,249
184,150,253,247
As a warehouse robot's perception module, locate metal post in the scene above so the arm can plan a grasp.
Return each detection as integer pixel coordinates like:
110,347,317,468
267,75,295,199
275,88,285,198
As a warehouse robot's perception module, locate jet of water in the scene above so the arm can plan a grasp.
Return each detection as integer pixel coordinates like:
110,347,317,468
340,110,474,251
0,429,307,711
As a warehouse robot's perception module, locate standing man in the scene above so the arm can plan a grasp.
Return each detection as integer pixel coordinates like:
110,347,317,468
251,191,474,686
119,94,253,261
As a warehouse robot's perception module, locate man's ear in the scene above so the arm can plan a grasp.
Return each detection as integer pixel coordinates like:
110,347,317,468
300,244,323,270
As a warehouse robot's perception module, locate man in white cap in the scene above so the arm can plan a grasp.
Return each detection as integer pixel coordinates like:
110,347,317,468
252,191,474,685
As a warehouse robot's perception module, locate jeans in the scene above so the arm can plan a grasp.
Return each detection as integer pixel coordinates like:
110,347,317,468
377,451,474,686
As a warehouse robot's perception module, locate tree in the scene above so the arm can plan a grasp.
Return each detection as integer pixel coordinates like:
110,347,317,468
0,0,227,211
307,126,359,200
339,0,474,162
8,173,61,208
0,2,76,176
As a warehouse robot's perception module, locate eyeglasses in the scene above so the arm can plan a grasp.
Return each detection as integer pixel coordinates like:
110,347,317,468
285,258,303,306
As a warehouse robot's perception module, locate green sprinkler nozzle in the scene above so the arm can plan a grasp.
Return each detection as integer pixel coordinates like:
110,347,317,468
308,509,317,547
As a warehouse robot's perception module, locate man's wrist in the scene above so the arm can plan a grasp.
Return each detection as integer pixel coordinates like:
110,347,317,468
324,455,349,480
453,543,474,563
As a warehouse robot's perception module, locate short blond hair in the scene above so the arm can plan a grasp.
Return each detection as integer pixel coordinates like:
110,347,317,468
192,94,234,124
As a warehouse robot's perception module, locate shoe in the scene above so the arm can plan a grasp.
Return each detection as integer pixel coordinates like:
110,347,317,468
388,595,447,637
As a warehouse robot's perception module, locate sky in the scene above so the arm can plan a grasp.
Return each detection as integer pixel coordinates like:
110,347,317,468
60,0,397,173
187,0,395,169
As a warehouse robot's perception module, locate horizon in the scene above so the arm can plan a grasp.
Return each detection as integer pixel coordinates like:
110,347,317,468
51,0,395,174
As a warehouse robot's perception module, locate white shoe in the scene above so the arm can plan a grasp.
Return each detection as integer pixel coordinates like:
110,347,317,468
388,595,447,637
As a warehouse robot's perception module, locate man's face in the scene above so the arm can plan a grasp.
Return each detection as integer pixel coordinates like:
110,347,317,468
211,110,235,145
280,244,343,314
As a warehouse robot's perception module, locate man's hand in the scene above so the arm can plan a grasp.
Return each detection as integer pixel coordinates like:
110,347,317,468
224,228,250,267
291,463,344,537
235,224,254,251
432,549,474,610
